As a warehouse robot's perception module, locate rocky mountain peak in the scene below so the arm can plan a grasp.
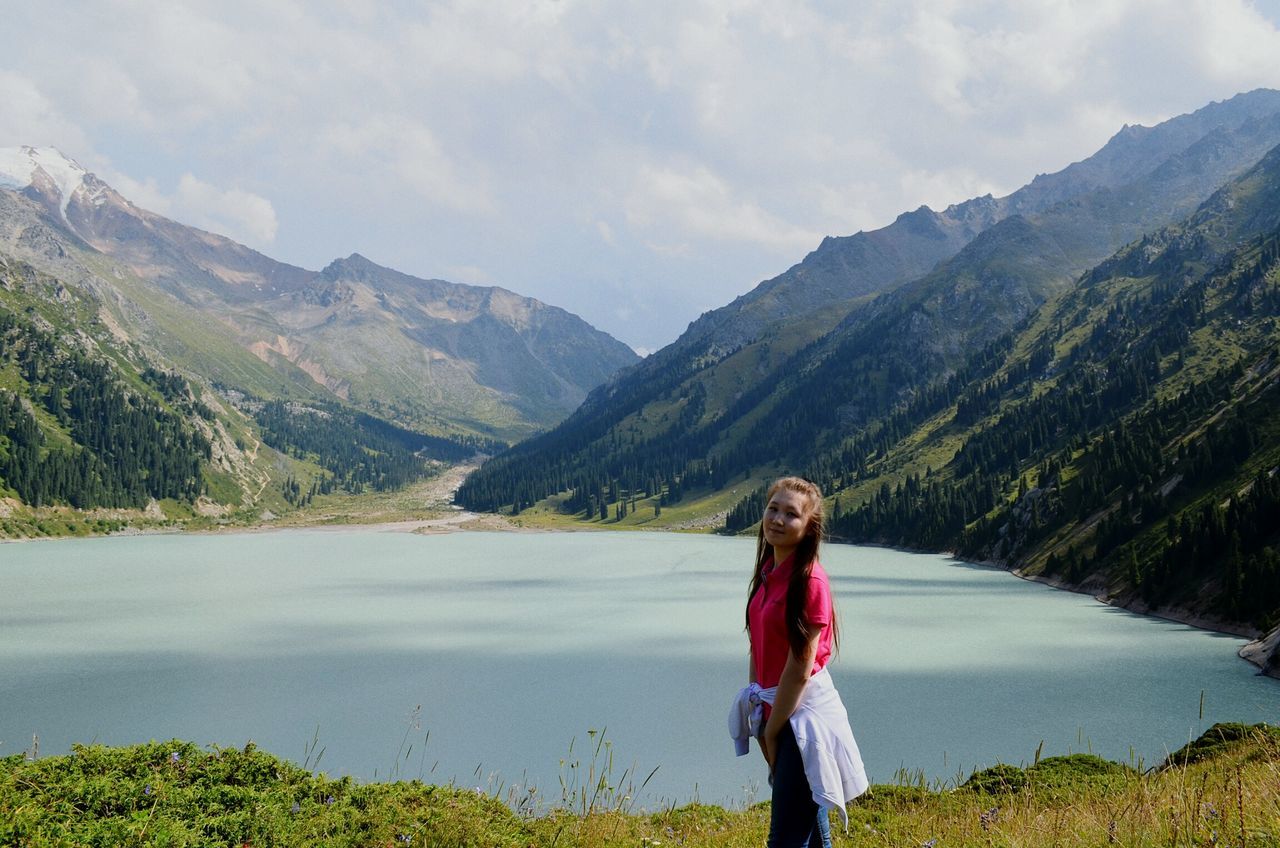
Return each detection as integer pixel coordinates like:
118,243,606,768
0,146,93,223
319,253,374,280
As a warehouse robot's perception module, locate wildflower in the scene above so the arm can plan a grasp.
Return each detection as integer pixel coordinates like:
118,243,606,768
922,840,937,848
398,836,411,844
291,801,301,814
143,785,152,796
980,806,999,831
325,795,335,805
1204,802,1219,819
169,752,181,764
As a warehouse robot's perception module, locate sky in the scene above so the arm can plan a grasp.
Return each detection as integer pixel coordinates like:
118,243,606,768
2,1,1280,353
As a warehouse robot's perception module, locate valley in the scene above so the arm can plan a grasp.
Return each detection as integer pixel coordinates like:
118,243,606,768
4,92,1280,677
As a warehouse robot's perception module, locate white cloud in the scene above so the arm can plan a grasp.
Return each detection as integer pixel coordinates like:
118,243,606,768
172,174,278,246
898,167,1004,215
626,162,820,252
1195,0,1280,78
596,220,616,245
102,171,172,215
108,169,278,247
0,72,91,153
315,116,495,216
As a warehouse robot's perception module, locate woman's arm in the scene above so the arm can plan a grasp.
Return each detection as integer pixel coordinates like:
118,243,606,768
759,629,821,770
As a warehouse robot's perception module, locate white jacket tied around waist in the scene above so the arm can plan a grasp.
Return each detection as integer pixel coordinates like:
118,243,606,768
728,667,869,826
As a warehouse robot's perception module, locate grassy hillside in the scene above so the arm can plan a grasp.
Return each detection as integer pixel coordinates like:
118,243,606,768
3,724,1277,846
459,107,1280,526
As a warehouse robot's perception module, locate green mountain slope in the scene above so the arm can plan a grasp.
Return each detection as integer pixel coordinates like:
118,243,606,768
0,257,229,516
459,96,1280,669
761,143,1280,670
825,144,1280,611
475,92,1280,506
459,93,1280,518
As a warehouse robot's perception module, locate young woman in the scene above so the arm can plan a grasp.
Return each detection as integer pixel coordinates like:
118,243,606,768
729,477,868,847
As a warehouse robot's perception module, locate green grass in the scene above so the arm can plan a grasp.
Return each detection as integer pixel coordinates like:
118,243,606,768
514,478,774,533
3,724,1277,846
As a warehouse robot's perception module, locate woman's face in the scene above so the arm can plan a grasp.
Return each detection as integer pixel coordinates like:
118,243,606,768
762,488,813,557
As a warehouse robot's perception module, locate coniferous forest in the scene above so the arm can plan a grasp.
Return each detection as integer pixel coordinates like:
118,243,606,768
820,224,1280,629
0,305,209,508
251,399,498,496
459,143,1280,639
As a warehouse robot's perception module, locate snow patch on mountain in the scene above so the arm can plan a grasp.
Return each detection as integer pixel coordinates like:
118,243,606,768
0,145,89,221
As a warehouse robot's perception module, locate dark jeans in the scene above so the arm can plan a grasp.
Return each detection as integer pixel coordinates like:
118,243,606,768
769,723,833,848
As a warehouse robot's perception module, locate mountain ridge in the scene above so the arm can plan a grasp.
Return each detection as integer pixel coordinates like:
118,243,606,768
660,88,1280,367
457,92,1280,671
0,148,638,438
460,89,1280,512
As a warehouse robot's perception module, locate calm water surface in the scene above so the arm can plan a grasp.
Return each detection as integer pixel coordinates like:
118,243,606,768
2,529,1277,806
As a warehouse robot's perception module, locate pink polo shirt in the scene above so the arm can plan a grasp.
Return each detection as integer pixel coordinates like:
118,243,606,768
747,555,833,690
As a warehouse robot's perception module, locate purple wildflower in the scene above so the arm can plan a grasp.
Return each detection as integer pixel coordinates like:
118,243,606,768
325,795,335,805
143,785,152,796
169,752,181,764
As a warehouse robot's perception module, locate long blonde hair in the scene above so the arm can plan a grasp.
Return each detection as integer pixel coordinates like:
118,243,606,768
745,477,838,657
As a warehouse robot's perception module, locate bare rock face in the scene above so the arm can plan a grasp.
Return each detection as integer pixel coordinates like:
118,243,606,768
0,147,638,438
1240,626,1280,678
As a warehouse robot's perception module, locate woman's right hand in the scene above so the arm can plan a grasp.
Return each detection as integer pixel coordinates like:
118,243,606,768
758,732,773,774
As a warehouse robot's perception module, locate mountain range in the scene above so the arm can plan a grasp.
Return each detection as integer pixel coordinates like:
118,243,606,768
0,146,638,441
458,90,1280,673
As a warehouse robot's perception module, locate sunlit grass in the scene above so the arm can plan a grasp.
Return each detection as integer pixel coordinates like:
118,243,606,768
3,725,1277,846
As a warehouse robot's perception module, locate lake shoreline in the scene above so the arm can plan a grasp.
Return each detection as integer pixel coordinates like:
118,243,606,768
1006,559,1278,680
5,497,1277,678
829,537,1277,679
6,525,1277,802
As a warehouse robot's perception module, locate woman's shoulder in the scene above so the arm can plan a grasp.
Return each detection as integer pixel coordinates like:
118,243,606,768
806,559,834,621
806,559,832,595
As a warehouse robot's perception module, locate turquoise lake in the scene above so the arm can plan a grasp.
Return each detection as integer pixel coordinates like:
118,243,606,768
2,529,1277,807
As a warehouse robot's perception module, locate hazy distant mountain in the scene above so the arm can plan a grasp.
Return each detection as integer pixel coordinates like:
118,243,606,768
0,146,637,438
